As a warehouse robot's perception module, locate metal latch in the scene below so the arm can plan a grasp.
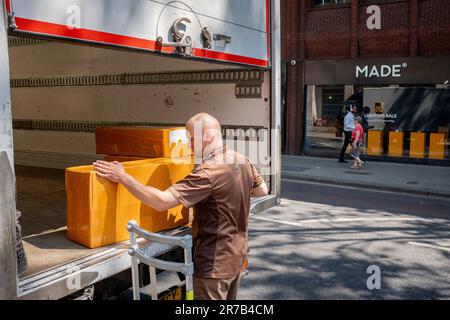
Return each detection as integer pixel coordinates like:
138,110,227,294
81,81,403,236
201,27,212,49
73,286,95,300
157,17,193,56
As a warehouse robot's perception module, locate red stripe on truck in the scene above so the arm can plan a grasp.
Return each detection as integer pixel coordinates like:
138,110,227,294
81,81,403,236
13,17,269,68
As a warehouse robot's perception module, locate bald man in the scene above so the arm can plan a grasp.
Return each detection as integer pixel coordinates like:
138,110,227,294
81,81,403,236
93,113,268,300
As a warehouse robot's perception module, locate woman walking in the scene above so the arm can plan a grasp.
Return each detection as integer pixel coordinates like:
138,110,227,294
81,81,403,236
351,116,364,169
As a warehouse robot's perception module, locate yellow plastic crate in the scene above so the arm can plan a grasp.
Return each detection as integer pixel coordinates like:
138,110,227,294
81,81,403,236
367,131,383,156
66,158,193,248
429,133,446,160
409,132,425,159
388,132,404,157
104,155,148,162
95,126,191,159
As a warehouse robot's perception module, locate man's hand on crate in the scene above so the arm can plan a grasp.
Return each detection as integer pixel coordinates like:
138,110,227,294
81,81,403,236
93,160,126,183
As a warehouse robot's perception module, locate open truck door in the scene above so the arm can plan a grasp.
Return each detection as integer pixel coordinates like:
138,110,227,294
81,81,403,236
0,0,281,299
0,0,18,300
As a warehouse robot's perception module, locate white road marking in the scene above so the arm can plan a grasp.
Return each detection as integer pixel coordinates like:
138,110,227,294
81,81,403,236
250,215,302,227
250,215,446,227
408,242,450,253
299,217,434,224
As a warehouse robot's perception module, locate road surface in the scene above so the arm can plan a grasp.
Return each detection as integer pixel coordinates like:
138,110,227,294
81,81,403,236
239,179,450,299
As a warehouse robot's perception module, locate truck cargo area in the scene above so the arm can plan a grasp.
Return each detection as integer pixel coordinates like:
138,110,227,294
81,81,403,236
16,165,103,278
7,36,273,298
0,0,281,300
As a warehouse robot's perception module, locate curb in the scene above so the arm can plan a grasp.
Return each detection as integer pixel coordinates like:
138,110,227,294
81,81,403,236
281,172,450,199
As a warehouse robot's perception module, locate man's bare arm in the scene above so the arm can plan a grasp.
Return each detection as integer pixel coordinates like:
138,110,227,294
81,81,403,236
251,180,269,198
93,161,180,212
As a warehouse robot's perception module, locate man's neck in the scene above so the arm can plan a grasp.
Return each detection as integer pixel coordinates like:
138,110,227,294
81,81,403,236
202,141,225,162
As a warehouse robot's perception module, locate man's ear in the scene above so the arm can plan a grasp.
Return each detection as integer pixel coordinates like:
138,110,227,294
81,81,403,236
204,128,213,142
208,128,221,142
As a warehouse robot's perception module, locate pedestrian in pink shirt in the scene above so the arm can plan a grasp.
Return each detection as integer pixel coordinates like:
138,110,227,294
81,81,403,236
351,116,364,169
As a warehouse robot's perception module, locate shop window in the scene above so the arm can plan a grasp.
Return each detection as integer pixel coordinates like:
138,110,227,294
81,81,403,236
304,84,450,164
364,87,449,161
304,85,346,157
321,87,345,123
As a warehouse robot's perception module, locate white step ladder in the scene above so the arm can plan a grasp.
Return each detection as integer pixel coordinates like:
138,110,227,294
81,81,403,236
127,220,194,300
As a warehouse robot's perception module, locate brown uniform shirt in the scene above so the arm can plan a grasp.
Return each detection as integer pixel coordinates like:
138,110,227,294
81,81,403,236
168,146,263,278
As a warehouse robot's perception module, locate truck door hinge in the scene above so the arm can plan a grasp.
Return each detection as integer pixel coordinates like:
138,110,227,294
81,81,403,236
8,12,17,29
157,17,193,56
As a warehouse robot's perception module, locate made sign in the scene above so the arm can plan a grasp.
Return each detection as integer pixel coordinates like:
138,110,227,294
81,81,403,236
355,63,408,79
6,0,270,68
305,57,450,85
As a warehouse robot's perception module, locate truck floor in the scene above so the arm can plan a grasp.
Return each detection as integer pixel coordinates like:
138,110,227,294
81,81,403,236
15,165,104,278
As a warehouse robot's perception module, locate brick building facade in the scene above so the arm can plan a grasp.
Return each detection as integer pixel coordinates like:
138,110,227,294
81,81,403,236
281,0,450,162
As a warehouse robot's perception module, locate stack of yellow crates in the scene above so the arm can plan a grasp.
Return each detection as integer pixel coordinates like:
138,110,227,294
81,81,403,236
66,127,193,248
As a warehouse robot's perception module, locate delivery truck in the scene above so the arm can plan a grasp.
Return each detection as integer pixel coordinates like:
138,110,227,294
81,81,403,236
0,0,281,299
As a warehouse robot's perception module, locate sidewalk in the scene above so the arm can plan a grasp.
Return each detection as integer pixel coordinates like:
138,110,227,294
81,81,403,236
282,155,450,198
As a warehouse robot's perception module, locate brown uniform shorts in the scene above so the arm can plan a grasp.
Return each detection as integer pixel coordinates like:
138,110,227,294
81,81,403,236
193,271,244,300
